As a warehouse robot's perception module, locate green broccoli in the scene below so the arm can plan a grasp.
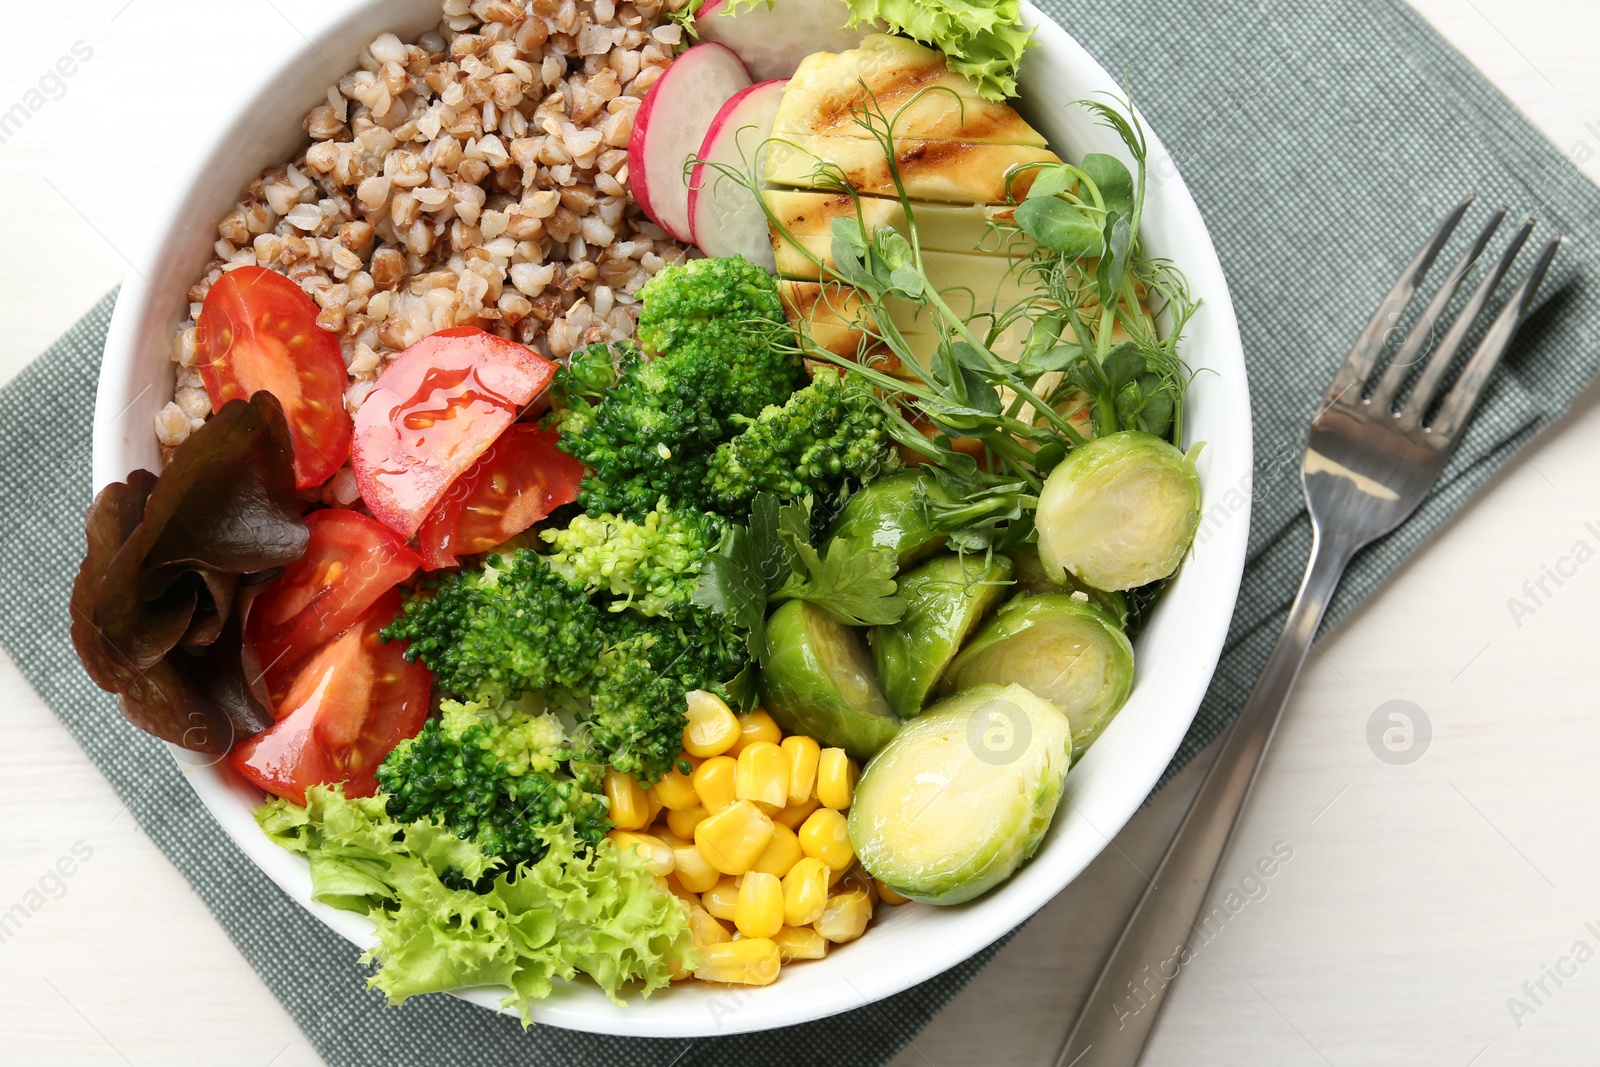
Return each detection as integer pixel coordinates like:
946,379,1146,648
382,550,609,705
540,498,721,618
707,366,898,508
556,257,805,520
375,695,611,871
580,611,749,780
385,547,749,782
545,340,618,442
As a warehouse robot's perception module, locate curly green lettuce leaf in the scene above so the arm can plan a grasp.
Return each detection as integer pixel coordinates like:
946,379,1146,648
257,786,694,1020
839,0,1033,100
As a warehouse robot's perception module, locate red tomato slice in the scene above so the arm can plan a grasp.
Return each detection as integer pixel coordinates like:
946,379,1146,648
196,266,352,490
229,589,430,805
351,327,556,539
247,508,422,688
416,425,586,570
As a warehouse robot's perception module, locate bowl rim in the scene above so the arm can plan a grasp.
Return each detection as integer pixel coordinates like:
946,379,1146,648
91,0,1253,1039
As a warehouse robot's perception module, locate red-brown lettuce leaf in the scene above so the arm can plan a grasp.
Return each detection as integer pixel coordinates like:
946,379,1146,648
71,393,310,752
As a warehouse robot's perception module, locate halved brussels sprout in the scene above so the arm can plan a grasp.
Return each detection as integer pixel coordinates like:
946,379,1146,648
761,599,900,759
1004,543,1129,628
1035,431,1201,591
944,593,1134,760
871,553,1012,720
849,683,1072,905
828,471,952,567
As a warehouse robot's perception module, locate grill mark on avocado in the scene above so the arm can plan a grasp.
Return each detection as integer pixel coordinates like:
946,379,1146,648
806,59,1022,142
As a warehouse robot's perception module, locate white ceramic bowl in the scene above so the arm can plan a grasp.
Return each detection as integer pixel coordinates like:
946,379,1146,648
91,0,1252,1038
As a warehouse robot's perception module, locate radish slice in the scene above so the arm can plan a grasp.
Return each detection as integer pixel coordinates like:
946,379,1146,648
688,79,787,269
627,42,751,243
695,0,882,81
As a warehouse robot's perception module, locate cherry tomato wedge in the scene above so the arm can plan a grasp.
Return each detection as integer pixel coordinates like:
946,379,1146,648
416,425,586,570
196,265,352,490
247,508,422,687
229,589,429,805
351,327,556,539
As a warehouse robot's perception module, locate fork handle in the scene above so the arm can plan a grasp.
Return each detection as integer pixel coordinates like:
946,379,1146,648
1055,527,1357,1067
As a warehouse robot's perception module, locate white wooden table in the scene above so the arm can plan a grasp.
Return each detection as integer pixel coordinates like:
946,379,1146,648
2,3,1598,1064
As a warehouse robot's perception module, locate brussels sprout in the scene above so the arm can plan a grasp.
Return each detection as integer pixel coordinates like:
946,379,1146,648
944,593,1134,760
870,553,1012,720
849,683,1072,904
1035,431,1201,592
1004,543,1129,627
828,471,952,567
761,599,900,759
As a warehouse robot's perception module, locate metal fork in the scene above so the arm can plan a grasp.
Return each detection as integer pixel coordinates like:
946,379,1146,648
1056,197,1561,1067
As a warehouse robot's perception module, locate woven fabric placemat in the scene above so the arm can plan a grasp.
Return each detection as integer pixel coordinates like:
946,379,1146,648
2,0,1597,1062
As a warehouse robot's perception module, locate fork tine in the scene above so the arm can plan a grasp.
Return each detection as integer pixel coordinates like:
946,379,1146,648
1367,207,1506,413
1396,217,1532,427
1323,195,1475,408
1428,234,1561,439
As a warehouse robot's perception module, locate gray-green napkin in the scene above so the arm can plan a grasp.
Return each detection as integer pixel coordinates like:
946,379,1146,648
2,0,1596,1063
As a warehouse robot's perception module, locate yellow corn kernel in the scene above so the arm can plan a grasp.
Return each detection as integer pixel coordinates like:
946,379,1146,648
646,788,663,824
694,938,781,986
781,735,821,805
672,843,722,893
752,821,804,878
782,856,830,926
665,803,709,840
604,770,651,830
665,875,700,905
816,748,857,810
608,830,675,876
692,755,738,813
687,902,732,949
694,799,775,875
735,741,790,809
729,709,783,757
653,825,691,849
828,861,854,888
701,876,741,922
650,764,698,812
875,879,911,905
683,689,741,757
798,808,854,870
815,888,873,943
774,796,821,830
735,871,784,939
773,924,828,961
836,868,877,899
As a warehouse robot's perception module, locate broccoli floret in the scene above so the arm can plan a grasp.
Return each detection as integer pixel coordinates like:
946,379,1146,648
376,695,611,870
581,612,749,780
385,546,749,783
545,341,619,442
541,498,721,618
382,550,609,704
634,256,800,416
707,366,898,508
557,257,805,520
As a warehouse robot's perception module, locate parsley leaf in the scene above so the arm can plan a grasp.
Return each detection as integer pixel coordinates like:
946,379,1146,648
693,493,906,660
776,534,905,627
